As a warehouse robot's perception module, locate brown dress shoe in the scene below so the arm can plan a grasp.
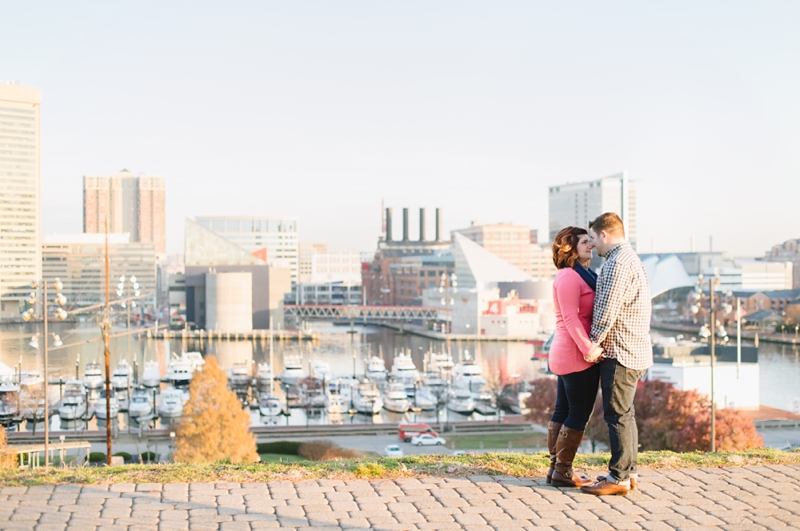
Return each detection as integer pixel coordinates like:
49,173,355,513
551,427,592,488
546,421,562,485
580,478,631,496
596,474,637,489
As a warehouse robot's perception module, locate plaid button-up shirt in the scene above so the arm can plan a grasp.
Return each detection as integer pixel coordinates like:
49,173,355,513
590,241,653,371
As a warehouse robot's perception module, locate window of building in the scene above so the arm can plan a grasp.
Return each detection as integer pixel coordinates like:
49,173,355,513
212,220,225,232
226,220,239,232
198,219,210,229
240,220,254,232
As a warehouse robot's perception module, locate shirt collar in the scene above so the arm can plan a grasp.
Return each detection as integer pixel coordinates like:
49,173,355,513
604,241,628,259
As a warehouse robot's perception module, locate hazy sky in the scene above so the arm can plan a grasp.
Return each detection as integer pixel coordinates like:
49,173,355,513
2,1,798,257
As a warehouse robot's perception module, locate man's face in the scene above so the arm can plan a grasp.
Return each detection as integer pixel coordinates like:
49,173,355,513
588,228,605,257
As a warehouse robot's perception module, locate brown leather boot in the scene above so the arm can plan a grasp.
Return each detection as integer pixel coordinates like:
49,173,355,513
546,421,562,485
551,427,592,488
597,474,637,490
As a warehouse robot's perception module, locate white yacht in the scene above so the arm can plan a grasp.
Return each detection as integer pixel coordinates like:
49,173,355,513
19,371,43,388
0,381,20,427
429,352,454,372
165,355,193,388
57,380,91,421
158,389,184,418
352,382,383,415
111,360,131,391
128,389,153,419
382,382,411,413
452,361,487,395
95,389,120,420
256,363,274,389
413,385,438,411
390,353,419,383
299,378,326,408
365,357,388,381
228,361,251,388
474,393,497,416
183,352,205,372
141,360,161,388
83,362,104,390
258,393,282,417
447,387,475,415
24,397,53,422
325,393,347,415
279,356,304,385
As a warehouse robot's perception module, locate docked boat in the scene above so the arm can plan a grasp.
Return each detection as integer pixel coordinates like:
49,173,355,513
128,389,153,419
83,362,104,390
352,382,383,415
141,360,161,388
383,382,411,413
94,389,120,420
111,360,131,391
228,361,251,388
299,377,326,408
447,387,475,415
279,356,304,385
325,393,347,415
19,371,43,388
165,355,193,388
474,393,497,416
158,389,184,418
365,357,388,381
312,361,330,380
452,361,487,394
256,363,274,389
182,352,205,372
413,385,438,411
390,353,419,383
57,380,91,421
23,397,54,422
429,351,454,372
0,381,20,427
258,393,282,417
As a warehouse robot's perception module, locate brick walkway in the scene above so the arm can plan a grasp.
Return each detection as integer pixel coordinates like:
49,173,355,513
1,465,799,530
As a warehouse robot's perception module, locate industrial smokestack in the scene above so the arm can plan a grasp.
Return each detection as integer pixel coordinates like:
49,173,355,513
402,208,409,242
419,208,426,242
435,208,443,241
385,208,393,242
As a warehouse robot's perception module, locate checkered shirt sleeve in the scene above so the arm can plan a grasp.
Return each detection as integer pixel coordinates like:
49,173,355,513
590,242,654,371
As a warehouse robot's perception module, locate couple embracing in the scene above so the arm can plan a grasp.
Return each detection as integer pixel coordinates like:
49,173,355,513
546,212,652,496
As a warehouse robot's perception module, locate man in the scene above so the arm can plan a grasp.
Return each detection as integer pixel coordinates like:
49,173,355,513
581,212,652,496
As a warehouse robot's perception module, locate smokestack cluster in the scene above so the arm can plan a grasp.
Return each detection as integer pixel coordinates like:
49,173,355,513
382,207,443,243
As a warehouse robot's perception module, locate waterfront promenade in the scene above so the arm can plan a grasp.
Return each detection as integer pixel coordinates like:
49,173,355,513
2,464,799,530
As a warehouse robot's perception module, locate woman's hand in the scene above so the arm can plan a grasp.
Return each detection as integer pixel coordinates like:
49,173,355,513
584,343,604,363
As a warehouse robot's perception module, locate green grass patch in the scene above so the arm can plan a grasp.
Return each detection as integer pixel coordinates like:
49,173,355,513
445,432,546,450
258,453,310,464
1,448,797,486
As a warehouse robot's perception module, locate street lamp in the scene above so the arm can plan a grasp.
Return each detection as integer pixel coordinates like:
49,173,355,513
438,273,457,334
22,279,68,468
116,275,143,386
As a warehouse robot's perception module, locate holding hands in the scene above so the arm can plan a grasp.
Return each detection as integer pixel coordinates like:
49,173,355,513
584,343,604,364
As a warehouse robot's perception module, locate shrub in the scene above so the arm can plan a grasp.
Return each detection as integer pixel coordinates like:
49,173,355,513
0,426,14,469
256,441,302,455
174,356,258,464
139,451,156,463
298,440,358,461
113,452,132,461
89,452,106,463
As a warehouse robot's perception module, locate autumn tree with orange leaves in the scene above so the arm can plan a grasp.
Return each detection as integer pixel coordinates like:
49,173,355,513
174,355,258,464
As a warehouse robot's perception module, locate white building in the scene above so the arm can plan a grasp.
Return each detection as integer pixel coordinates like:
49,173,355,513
548,172,637,250
293,282,361,306
701,260,793,291
0,84,41,318
310,252,363,284
196,216,298,282
299,242,327,283
648,359,759,410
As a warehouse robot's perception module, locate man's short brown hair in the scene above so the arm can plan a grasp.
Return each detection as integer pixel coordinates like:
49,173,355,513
552,226,588,269
589,212,625,238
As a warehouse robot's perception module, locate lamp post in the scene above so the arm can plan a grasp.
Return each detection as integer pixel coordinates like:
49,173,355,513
22,278,68,469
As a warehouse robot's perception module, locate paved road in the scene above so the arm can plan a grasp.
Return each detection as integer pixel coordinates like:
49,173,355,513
1,464,799,530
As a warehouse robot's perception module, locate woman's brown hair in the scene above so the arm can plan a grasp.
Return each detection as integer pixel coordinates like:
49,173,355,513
552,226,588,269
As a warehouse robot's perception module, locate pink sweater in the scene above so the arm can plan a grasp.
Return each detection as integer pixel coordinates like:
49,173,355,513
549,267,596,376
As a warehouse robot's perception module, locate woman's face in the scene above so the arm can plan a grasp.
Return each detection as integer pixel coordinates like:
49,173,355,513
576,234,593,263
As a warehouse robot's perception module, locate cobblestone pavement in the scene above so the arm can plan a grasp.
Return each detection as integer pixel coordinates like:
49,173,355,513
1,465,799,530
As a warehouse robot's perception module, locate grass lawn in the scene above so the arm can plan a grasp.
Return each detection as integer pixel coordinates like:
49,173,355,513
258,453,309,464
445,432,547,450
1,449,798,486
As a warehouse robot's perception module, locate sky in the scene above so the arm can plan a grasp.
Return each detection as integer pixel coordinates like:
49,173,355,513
2,1,799,257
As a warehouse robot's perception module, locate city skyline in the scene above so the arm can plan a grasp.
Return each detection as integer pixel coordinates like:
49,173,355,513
2,2,799,257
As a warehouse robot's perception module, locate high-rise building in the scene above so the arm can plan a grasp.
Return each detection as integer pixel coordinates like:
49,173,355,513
0,84,42,318
765,238,800,289
195,216,299,282
548,172,637,250
452,221,556,280
82,170,166,254
299,242,327,283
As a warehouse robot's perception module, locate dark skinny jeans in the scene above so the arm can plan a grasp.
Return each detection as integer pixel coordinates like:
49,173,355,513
550,363,600,431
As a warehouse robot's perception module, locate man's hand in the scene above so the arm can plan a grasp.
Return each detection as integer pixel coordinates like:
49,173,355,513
584,343,604,363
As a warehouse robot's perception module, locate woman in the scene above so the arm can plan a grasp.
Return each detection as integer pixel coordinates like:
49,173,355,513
546,226,602,488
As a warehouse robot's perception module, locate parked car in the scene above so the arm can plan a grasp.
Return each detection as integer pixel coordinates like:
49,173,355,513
384,444,404,457
411,434,446,446
398,423,438,443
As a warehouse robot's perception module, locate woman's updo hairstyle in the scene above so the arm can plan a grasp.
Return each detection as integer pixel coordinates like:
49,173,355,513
552,226,588,269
